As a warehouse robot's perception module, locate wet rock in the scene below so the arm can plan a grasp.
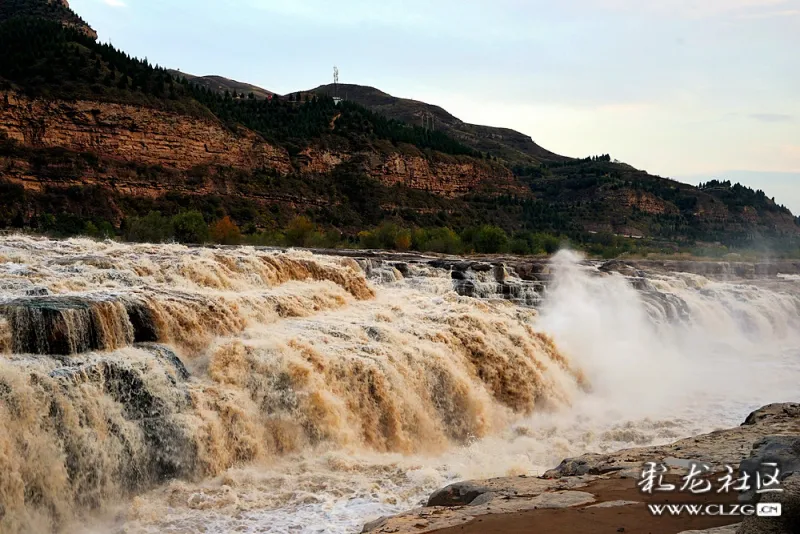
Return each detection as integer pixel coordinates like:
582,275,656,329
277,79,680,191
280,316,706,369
391,263,409,277
24,287,49,296
451,270,467,281
599,260,641,278
49,356,196,486
742,404,800,426
138,343,190,381
738,473,800,534
471,263,492,273
427,482,493,507
455,280,476,298
628,277,652,291
739,436,800,503
428,260,454,270
125,299,159,343
544,455,625,477
0,295,132,355
468,491,496,506
493,264,507,282
361,516,389,532
754,263,779,277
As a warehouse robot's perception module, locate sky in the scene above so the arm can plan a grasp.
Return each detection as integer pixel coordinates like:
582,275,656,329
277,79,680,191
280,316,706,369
71,0,800,211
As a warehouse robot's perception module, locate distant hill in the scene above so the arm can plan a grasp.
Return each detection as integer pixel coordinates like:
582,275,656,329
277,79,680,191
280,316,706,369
167,70,274,99
312,83,569,166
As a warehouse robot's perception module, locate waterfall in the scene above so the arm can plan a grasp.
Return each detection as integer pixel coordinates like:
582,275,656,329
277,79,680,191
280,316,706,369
0,236,798,533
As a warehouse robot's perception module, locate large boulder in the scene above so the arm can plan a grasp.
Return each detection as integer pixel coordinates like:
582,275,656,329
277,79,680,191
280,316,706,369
742,404,800,426
544,454,626,478
426,482,493,507
739,436,800,502
599,260,642,278
738,473,800,534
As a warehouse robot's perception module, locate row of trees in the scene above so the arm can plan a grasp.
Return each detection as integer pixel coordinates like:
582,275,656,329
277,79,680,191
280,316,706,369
0,17,205,115
356,222,563,255
123,211,242,245
17,200,800,259
699,180,788,214
60,210,568,256
185,82,482,158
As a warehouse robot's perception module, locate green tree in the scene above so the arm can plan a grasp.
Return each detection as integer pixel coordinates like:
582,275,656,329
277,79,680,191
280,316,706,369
125,211,173,243
285,215,315,246
473,225,509,254
424,227,462,254
210,216,242,245
84,221,99,237
172,210,209,243
510,237,531,255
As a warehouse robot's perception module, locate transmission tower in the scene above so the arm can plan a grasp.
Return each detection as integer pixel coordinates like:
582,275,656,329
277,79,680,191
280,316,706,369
333,66,339,97
422,112,435,131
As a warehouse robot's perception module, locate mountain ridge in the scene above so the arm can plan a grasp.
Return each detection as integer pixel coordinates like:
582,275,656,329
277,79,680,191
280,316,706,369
166,70,275,100
0,0,798,255
312,83,569,166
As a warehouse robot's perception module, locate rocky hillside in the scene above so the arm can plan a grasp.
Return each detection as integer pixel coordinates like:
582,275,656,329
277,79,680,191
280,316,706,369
0,0,798,252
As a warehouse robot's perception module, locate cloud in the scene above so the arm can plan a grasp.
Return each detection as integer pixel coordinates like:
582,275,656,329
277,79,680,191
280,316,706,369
102,0,127,7
750,113,794,122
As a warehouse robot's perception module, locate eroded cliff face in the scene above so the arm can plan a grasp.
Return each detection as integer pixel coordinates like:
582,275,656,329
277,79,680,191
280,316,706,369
0,93,292,174
616,190,677,215
1,93,524,201
299,148,526,198
368,152,525,197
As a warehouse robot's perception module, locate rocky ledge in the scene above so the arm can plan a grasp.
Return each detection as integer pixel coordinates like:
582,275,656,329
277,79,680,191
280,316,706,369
363,403,800,534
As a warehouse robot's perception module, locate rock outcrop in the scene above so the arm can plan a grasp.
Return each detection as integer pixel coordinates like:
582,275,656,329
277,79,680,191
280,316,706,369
365,152,525,198
738,473,800,534
297,147,526,198
0,92,293,174
0,93,526,203
426,482,494,507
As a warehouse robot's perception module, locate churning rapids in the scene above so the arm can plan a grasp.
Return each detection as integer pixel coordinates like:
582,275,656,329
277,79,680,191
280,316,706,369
1,236,799,533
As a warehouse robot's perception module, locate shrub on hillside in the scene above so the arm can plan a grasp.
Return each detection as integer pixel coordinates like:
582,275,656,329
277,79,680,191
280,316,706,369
172,211,208,243
124,211,173,243
210,216,242,245
473,225,509,254
285,216,315,247
422,227,462,254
